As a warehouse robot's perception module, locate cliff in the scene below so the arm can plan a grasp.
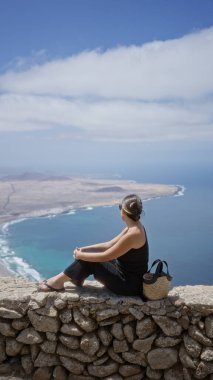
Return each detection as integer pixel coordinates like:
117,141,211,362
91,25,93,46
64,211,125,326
0,278,212,380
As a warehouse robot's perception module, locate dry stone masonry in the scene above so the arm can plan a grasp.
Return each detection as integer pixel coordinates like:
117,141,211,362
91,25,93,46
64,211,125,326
0,278,212,380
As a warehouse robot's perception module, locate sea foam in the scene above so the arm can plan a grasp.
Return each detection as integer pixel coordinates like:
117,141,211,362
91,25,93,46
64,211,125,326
0,226,42,282
174,185,186,197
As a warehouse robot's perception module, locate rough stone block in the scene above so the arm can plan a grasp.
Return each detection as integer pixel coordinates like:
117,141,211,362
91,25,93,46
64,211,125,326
28,310,61,333
21,354,34,374
61,322,84,336
129,307,144,320
6,337,23,356
98,326,113,346
122,350,146,366
146,366,162,379
59,309,73,324
147,348,178,369
93,354,109,365
164,364,184,380
36,304,58,317
108,346,124,364
60,355,85,375
113,338,129,353
205,316,213,338
119,364,141,377
152,315,182,336
12,317,30,330
194,361,213,379
41,340,57,354
33,366,53,380
80,332,100,356
87,361,119,378
73,308,97,332
96,308,119,322
46,332,57,341
59,334,80,349
16,327,43,344
96,344,108,357
52,365,67,380
183,333,202,358
122,314,135,324
136,317,156,339
99,315,120,326
54,297,67,310
133,333,156,353
0,307,23,319
111,323,124,340
30,344,40,362
155,335,182,348
21,345,30,355
179,344,197,370
34,352,60,367
57,344,96,363
123,323,135,343
200,347,213,361
188,325,213,346
0,321,17,337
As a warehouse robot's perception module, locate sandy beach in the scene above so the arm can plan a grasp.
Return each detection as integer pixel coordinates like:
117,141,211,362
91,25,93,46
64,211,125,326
0,175,179,276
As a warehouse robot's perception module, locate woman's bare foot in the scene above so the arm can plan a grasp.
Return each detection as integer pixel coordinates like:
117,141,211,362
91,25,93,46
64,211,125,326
38,272,70,292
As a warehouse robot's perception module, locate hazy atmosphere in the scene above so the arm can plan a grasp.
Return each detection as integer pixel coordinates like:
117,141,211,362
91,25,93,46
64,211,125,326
0,0,213,178
0,0,213,285
0,4,212,378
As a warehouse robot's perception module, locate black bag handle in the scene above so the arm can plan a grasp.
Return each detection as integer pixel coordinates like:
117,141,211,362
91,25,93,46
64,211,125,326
148,259,171,277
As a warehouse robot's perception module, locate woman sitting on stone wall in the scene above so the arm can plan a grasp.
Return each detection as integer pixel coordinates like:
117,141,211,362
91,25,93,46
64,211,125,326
38,194,149,298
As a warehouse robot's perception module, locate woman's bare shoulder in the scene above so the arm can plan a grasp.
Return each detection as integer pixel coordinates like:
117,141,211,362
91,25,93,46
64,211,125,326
127,225,146,248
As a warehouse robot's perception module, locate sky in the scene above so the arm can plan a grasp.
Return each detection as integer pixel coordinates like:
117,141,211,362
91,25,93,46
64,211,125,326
0,0,213,178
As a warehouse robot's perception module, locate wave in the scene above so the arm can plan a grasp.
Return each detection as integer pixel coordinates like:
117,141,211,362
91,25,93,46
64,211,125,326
0,236,42,282
1,218,27,235
64,209,76,216
174,185,186,197
85,207,93,211
144,197,161,202
5,256,42,282
143,185,186,203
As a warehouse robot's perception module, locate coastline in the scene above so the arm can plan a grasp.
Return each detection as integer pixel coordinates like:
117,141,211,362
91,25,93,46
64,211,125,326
0,180,185,278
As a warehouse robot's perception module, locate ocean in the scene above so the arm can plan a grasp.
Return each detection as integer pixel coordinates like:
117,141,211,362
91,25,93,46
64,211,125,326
0,167,212,287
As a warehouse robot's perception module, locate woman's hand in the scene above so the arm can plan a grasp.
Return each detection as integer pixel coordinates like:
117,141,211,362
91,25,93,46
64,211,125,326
73,247,81,260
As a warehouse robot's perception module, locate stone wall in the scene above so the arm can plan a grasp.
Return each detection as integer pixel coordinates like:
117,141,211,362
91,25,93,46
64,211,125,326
0,278,212,380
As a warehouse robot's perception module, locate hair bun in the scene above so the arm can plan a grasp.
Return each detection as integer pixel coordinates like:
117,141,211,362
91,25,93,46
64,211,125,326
121,194,143,221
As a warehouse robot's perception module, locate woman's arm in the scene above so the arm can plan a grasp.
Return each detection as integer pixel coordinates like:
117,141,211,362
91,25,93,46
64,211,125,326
75,233,134,262
79,227,128,252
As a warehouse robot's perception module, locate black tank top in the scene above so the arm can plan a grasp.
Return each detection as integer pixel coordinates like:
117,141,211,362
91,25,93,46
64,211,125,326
117,228,149,278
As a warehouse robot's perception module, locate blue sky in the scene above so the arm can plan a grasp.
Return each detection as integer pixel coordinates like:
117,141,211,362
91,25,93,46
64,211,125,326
0,0,213,177
1,0,213,67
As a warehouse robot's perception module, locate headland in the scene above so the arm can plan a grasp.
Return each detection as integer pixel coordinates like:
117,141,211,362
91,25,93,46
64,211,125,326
0,174,180,225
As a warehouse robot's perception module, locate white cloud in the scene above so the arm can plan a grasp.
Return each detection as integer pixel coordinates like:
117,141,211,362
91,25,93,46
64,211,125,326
0,27,213,141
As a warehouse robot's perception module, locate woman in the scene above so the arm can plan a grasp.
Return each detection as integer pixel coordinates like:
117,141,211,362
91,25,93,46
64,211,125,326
38,194,149,297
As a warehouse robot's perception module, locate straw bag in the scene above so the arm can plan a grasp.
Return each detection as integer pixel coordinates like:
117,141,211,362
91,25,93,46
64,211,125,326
143,259,172,301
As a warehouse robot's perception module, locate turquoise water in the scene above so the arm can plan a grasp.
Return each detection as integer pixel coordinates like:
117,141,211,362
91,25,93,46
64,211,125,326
0,182,212,286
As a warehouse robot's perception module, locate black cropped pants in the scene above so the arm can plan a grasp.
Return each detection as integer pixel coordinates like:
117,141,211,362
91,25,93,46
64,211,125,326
63,259,143,297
